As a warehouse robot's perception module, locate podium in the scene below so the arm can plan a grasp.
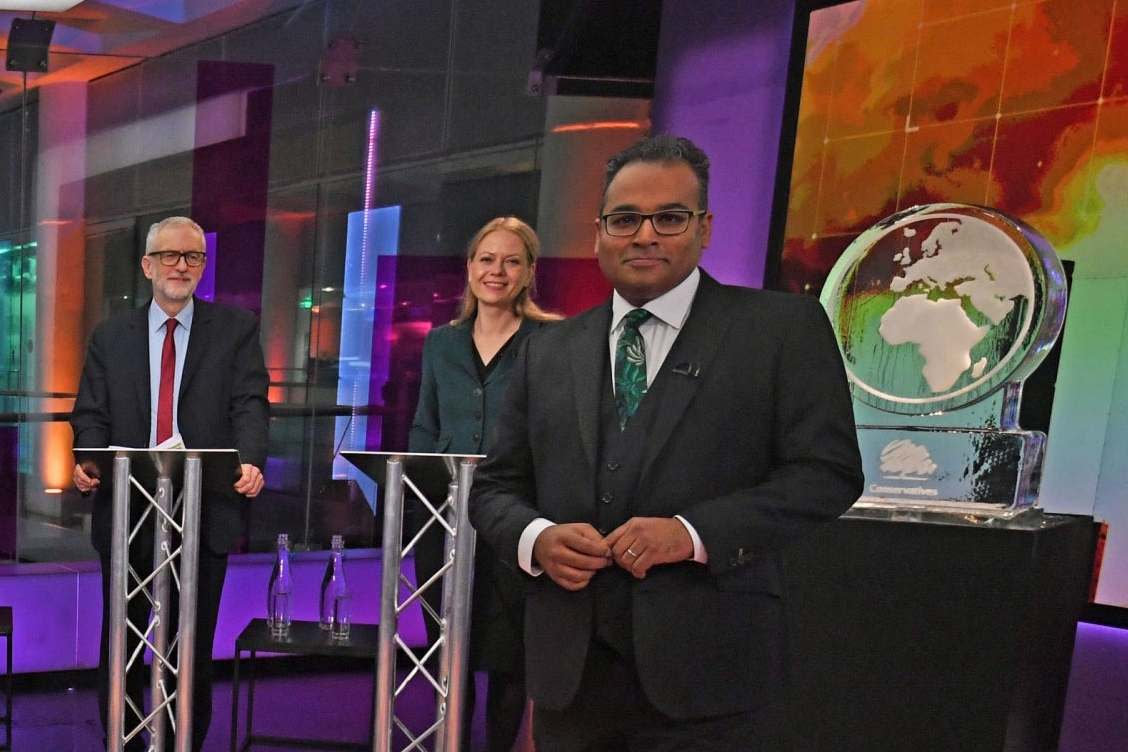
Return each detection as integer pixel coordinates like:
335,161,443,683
782,513,1094,751
77,448,240,752
341,451,483,752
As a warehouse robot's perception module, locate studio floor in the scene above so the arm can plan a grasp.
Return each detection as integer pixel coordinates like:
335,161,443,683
2,622,1125,751
3,667,498,752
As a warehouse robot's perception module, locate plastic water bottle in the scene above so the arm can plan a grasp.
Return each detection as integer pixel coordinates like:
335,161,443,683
319,534,351,640
267,533,293,638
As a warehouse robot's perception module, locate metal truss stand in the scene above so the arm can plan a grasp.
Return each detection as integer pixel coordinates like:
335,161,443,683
80,449,239,752
342,451,482,752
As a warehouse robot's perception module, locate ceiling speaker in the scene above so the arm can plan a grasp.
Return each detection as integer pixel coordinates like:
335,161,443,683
6,18,55,73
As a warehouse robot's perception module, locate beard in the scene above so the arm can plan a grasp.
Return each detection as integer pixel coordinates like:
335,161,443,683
154,278,198,303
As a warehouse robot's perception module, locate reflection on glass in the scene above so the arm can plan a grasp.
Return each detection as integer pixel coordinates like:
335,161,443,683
0,1,648,563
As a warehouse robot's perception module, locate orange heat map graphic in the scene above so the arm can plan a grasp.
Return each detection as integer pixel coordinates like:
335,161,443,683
781,0,1128,293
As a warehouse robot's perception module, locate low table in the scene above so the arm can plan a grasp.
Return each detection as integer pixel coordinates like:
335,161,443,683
230,618,379,751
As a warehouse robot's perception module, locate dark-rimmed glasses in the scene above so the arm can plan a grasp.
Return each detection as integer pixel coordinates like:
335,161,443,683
147,250,206,267
599,209,707,237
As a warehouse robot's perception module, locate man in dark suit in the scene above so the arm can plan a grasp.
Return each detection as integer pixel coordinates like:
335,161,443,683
71,216,269,752
469,135,864,750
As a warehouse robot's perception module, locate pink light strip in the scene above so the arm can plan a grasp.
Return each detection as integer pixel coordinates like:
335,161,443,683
359,109,380,296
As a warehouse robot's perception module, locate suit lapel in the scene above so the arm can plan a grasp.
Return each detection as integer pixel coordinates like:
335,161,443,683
180,297,211,399
638,274,733,486
130,305,152,433
444,321,476,383
568,302,611,473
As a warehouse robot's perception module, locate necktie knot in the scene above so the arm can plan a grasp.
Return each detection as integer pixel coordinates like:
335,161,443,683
165,318,178,335
622,308,651,332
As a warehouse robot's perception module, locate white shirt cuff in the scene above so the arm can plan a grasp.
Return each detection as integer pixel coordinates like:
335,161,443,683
675,515,708,564
518,517,556,576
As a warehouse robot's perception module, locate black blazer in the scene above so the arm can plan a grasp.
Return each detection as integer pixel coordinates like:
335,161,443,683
469,272,864,718
71,298,270,555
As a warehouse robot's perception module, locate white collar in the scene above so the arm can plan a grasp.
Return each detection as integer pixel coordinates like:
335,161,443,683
611,267,700,331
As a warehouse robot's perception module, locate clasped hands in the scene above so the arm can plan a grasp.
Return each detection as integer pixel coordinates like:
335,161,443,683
532,518,694,591
73,461,265,498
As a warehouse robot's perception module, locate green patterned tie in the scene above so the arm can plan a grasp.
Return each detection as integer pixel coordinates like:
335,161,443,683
615,308,653,430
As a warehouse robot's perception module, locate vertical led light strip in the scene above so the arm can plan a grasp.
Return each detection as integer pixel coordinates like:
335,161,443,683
333,109,397,509
362,109,379,209
196,231,217,301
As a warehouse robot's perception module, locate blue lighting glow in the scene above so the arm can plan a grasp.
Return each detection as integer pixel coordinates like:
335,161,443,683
333,205,401,508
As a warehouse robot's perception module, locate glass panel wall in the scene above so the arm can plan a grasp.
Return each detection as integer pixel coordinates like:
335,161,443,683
0,0,649,562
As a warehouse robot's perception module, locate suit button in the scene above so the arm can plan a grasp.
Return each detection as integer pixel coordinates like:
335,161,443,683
474,412,482,420
605,461,620,471
472,433,480,442
599,491,614,504
473,387,482,396
598,527,610,536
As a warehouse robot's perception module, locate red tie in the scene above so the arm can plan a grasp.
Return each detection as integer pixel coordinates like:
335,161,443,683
156,318,177,444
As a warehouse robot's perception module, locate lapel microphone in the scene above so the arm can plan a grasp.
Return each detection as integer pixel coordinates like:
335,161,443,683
672,361,702,378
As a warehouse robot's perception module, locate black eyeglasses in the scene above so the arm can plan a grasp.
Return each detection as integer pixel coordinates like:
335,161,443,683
599,210,706,237
147,250,206,267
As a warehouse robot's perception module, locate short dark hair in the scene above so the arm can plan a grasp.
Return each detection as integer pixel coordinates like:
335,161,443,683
603,134,710,210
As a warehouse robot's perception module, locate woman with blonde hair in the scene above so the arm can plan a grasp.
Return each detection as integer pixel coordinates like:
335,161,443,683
410,216,559,750
451,216,559,326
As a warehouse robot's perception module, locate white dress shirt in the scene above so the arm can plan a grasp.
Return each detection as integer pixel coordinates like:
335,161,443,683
147,299,194,446
518,269,708,575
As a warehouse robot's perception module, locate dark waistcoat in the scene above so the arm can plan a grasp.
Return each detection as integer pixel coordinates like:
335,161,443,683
592,361,673,657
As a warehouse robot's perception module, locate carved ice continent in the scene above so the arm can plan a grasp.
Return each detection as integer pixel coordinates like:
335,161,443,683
879,296,989,392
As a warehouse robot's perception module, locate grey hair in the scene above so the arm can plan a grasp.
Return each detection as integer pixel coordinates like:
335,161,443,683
144,216,205,255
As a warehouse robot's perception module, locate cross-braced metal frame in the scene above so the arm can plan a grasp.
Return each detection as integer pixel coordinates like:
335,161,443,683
371,455,479,752
106,452,204,752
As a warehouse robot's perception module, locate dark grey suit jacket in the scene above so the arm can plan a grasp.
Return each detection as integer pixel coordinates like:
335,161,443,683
71,298,270,555
469,272,864,718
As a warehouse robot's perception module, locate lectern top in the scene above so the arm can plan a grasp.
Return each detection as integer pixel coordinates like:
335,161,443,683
341,450,485,484
75,447,242,485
